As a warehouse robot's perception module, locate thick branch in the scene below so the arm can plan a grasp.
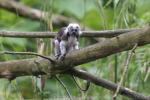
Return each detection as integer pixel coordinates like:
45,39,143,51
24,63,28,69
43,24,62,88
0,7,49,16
0,26,149,100
0,0,71,26
0,28,139,38
0,26,149,76
67,69,150,100
61,26,150,67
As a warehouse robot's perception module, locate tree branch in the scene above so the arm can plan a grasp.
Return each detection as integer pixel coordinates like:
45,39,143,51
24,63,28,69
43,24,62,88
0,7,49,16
55,75,73,100
0,51,55,63
0,1,149,99
0,28,140,38
0,25,149,100
0,0,71,26
0,0,141,39
67,68,150,100
0,0,141,38
0,26,149,77
113,43,138,99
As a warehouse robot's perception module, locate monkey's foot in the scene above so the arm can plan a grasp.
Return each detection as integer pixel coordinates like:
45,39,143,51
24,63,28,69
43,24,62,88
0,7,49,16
55,54,61,59
58,55,65,61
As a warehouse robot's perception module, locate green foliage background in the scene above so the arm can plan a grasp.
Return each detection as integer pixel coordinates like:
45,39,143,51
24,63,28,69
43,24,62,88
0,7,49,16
0,0,149,99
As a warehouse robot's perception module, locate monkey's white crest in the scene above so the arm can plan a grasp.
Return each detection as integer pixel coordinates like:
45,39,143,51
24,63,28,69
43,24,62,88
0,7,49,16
54,23,82,60
65,23,82,35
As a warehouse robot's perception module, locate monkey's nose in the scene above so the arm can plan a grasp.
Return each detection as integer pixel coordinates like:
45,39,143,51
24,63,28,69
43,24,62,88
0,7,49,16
72,32,76,34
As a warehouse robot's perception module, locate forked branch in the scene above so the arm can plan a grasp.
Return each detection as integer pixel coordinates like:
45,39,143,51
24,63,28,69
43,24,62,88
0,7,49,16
0,26,149,99
67,68,150,100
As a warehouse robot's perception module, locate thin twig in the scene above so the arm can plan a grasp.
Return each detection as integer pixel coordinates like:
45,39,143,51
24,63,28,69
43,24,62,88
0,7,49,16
0,51,55,63
144,67,150,82
72,75,90,92
55,75,73,100
113,43,138,99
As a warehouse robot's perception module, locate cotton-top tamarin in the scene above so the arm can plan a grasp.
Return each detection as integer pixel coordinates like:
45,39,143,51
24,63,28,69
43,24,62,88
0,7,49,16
53,23,82,60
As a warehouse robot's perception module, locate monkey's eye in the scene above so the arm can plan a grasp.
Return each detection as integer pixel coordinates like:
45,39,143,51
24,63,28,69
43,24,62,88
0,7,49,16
71,29,74,31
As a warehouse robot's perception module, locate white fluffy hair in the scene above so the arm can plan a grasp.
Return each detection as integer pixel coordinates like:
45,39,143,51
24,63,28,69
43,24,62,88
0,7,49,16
64,23,82,35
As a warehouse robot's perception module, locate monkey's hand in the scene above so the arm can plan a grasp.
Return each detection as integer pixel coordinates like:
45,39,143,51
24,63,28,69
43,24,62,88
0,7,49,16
55,54,60,59
58,54,65,60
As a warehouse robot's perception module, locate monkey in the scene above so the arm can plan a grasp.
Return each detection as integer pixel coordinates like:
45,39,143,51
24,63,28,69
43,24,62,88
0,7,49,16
53,23,82,60
53,24,91,92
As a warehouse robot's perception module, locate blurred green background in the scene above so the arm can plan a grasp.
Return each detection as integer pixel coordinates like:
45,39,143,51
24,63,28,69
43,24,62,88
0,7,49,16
0,0,149,99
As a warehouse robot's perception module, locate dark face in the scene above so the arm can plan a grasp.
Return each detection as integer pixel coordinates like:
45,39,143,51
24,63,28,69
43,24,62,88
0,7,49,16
68,25,79,36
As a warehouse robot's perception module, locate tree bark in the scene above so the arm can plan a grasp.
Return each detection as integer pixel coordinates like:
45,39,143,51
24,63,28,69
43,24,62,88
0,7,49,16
67,68,150,100
0,26,149,77
0,28,140,38
0,8,149,100
0,0,71,26
0,0,150,99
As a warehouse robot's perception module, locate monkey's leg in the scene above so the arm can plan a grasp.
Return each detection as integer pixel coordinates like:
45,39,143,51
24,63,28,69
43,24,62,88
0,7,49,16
54,39,61,59
59,40,67,60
